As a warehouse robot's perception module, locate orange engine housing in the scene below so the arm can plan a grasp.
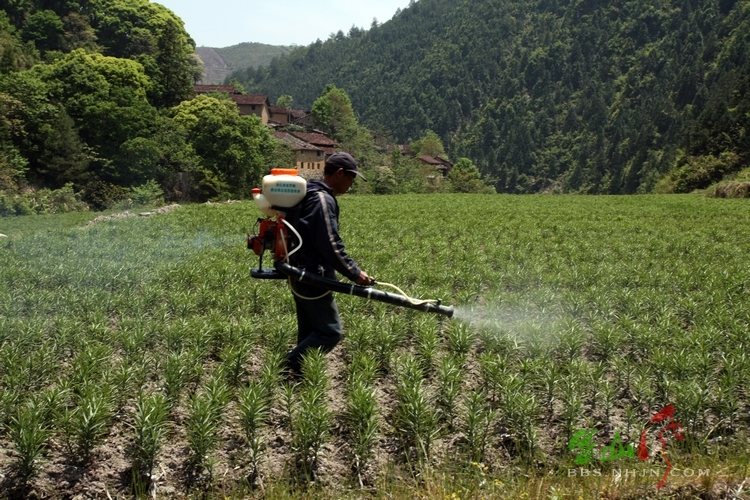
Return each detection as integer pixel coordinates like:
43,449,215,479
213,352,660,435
247,216,289,261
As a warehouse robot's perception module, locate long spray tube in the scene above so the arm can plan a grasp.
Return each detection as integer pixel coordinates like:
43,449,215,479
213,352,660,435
274,261,455,318
250,195,453,316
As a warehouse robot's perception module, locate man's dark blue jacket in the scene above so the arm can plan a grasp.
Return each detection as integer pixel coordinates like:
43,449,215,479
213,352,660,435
291,180,361,282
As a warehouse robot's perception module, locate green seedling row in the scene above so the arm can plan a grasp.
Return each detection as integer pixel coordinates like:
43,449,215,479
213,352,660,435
0,194,748,498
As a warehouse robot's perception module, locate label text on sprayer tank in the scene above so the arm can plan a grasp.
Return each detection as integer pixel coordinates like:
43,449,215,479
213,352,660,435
269,183,303,194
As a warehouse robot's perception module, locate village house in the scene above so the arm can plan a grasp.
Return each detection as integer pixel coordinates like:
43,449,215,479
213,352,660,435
230,94,270,124
269,106,290,125
192,86,272,124
190,87,455,180
272,131,325,174
396,144,413,156
289,132,339,156
290,109,314,127
418,155,454,176
188,88,345,166
190,87,319,132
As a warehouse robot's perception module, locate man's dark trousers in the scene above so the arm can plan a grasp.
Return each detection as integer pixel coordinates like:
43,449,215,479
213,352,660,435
286,281,343,373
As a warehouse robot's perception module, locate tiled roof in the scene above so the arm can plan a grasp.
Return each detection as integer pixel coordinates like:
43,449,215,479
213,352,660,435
436,155,454,166
290,109,308,119
289,132,338,147
231,94,269,105
397,144,412,155
269,106,289,114
419,155,443,165
272,132,322,151
193,85,239,94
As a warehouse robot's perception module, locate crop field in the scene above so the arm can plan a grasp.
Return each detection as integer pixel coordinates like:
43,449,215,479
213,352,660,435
0,194,749,499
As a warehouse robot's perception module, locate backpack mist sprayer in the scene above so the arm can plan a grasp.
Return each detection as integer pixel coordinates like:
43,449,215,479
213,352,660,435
247,169,454,318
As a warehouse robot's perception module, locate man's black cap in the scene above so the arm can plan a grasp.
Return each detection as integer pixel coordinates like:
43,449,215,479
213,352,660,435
326,152,367,181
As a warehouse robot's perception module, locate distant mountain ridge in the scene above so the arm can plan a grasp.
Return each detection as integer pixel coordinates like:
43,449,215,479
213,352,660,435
196,42,294,84
195,47,231,84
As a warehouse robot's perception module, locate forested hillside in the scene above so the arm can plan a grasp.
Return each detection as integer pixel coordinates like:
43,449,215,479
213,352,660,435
232,0,750,194
1,0,276,213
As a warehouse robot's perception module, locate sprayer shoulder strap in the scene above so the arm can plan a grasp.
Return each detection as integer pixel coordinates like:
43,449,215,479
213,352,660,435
288,183,327,228
284,187,317,227
282,187,320,264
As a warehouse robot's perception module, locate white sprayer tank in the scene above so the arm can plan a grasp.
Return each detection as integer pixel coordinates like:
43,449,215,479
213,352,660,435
252,168,307,216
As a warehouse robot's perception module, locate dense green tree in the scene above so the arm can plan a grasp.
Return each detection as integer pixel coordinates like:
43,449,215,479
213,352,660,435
391,158,435,194
0,0,224,203
2,0,34,28
0,71,71,186
372,165,397,194
170,95,275,199
34,49,157,180
276,94,293,108
116,114,200,188
311,84,357,142
61,12,99,52
0,92,28,190
82,0,199,108
410,130,445,158
269,139,296,170
149,16,202,107
310,84,377,165
1,11,38,73
35,109,92,187
449,157,493,193
21,10,64,54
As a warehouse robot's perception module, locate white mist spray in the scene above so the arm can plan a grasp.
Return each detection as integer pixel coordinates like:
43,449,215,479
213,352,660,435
451,302,564,348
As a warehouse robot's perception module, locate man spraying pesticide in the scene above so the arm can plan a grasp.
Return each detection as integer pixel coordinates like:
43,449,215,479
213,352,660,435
248,152,453,375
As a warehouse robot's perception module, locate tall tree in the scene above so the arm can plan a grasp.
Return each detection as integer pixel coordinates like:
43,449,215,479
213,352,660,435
0,92,28,190
276,94,293,108
410,130,445,158
170,94,274,199
34,49,156,180
20,10,64,54
312,84,357,142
